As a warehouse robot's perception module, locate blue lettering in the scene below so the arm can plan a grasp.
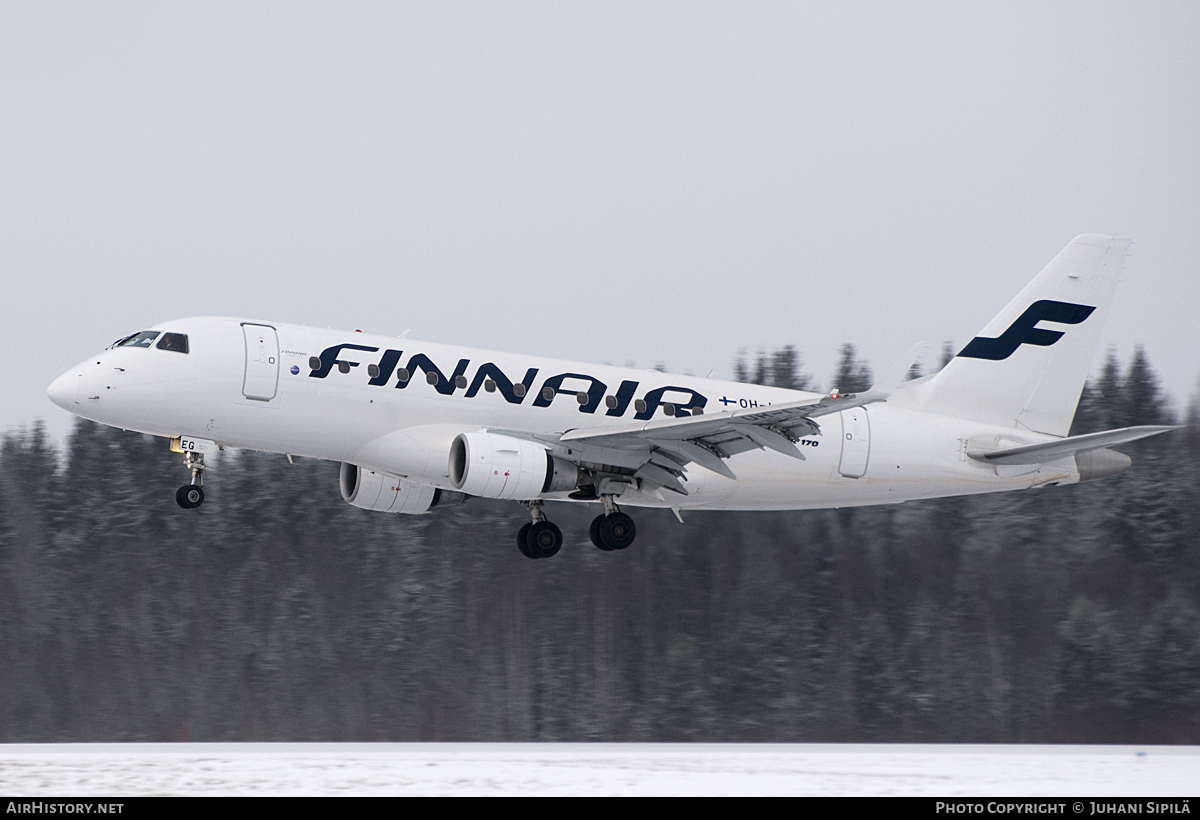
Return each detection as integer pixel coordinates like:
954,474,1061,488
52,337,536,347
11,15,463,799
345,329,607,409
606,380,640,417
465,363,539,404
311,342,718,420
634,386,709,420
533,373,607,413
309,343,380,378
368,349,403,386
395,353,470,395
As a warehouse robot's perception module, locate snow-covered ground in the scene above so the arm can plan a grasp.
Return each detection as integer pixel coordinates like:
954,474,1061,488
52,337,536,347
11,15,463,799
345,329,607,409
0,743,1195,796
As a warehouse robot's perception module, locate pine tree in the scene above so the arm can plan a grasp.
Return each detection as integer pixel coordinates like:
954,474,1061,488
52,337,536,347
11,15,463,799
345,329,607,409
895,599,937,735
769,345,811,391
733,345,812,390
939,342,954,370
832,344,873,393
733,348,750,383
1098,353,1121,423
656,635,712,739
752,350,768,386
1056,596,1126,710
1121,345,1169,427
852,611,896,734
1137,594,1200,708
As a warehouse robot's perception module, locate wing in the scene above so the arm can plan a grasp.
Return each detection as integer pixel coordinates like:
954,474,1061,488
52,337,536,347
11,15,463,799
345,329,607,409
496,342,924,497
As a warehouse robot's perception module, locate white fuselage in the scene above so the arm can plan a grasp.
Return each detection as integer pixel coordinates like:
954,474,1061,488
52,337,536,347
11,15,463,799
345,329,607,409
47,316,1078,512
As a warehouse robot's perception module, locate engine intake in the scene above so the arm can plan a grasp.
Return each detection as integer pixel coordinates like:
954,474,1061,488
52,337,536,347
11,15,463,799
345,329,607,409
449,431,579,500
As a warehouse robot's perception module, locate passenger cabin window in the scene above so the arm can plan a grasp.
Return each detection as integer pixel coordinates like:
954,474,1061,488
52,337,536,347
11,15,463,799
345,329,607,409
156,333,189,353
112,331,160,349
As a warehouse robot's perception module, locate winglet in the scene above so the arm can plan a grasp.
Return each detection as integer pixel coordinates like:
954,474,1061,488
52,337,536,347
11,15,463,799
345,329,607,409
857,341,927,403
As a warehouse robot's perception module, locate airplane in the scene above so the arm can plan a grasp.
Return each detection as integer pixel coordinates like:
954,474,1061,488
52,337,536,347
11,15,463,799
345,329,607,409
47,234,1174,559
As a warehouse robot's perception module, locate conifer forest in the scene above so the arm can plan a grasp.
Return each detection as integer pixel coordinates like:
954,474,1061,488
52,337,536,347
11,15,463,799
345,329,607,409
1,347,1197,743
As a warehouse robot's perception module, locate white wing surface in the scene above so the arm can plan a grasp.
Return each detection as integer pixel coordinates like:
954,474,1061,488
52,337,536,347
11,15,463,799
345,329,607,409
496,343,925,495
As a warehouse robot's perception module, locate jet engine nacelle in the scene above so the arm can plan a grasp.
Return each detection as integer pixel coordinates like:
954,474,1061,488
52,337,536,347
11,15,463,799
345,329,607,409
449,431,579,500
340,462,465,514
1075,447,1132,482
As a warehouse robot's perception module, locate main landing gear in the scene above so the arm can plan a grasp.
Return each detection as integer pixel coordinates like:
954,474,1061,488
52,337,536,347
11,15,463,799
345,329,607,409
175,451,206,509
518,500,563,559
515,496,637,560
590,494,635,552
590,511,635,552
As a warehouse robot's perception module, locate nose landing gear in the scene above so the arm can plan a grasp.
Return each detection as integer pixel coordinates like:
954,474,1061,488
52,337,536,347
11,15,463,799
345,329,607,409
176,481,204,509
175,450,207,509
170,437,217,510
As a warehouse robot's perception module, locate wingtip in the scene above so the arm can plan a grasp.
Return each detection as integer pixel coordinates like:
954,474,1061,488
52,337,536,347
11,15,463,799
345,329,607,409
868,341,927,397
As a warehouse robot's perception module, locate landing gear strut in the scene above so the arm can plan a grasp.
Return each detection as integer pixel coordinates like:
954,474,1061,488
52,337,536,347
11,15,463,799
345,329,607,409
590,494,636,551
176,451,206,509
517,500,562,559
514,494,638,560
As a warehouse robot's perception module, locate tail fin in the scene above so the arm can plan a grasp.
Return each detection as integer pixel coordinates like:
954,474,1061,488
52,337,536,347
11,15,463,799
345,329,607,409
918,234,1130,436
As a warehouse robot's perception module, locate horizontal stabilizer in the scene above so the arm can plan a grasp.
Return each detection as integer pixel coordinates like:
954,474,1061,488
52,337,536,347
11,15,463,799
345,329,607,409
967,425,1176,465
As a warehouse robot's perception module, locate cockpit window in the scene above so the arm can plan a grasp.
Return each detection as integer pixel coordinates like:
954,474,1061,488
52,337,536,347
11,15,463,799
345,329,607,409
111,331,160,349
156,333,189,354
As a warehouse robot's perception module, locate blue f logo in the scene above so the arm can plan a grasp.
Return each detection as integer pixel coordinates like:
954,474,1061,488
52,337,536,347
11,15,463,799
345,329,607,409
958,300,1095,361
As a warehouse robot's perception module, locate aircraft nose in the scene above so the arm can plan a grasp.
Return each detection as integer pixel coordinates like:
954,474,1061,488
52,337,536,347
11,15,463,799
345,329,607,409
47,368,80,411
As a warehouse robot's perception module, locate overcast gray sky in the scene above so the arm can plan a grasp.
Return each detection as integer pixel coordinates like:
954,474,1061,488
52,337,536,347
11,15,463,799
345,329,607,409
4,2,1198,444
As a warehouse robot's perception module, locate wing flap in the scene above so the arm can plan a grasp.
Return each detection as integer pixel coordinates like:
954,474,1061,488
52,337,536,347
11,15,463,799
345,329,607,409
737,423,806,460
634,461,689,495
649,438,737,479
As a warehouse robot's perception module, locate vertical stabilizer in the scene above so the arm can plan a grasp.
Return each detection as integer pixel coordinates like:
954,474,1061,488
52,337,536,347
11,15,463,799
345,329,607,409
919,234,1129,436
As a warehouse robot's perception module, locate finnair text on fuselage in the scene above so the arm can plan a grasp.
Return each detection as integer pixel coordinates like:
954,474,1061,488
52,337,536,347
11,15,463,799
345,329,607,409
303,341,713,420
